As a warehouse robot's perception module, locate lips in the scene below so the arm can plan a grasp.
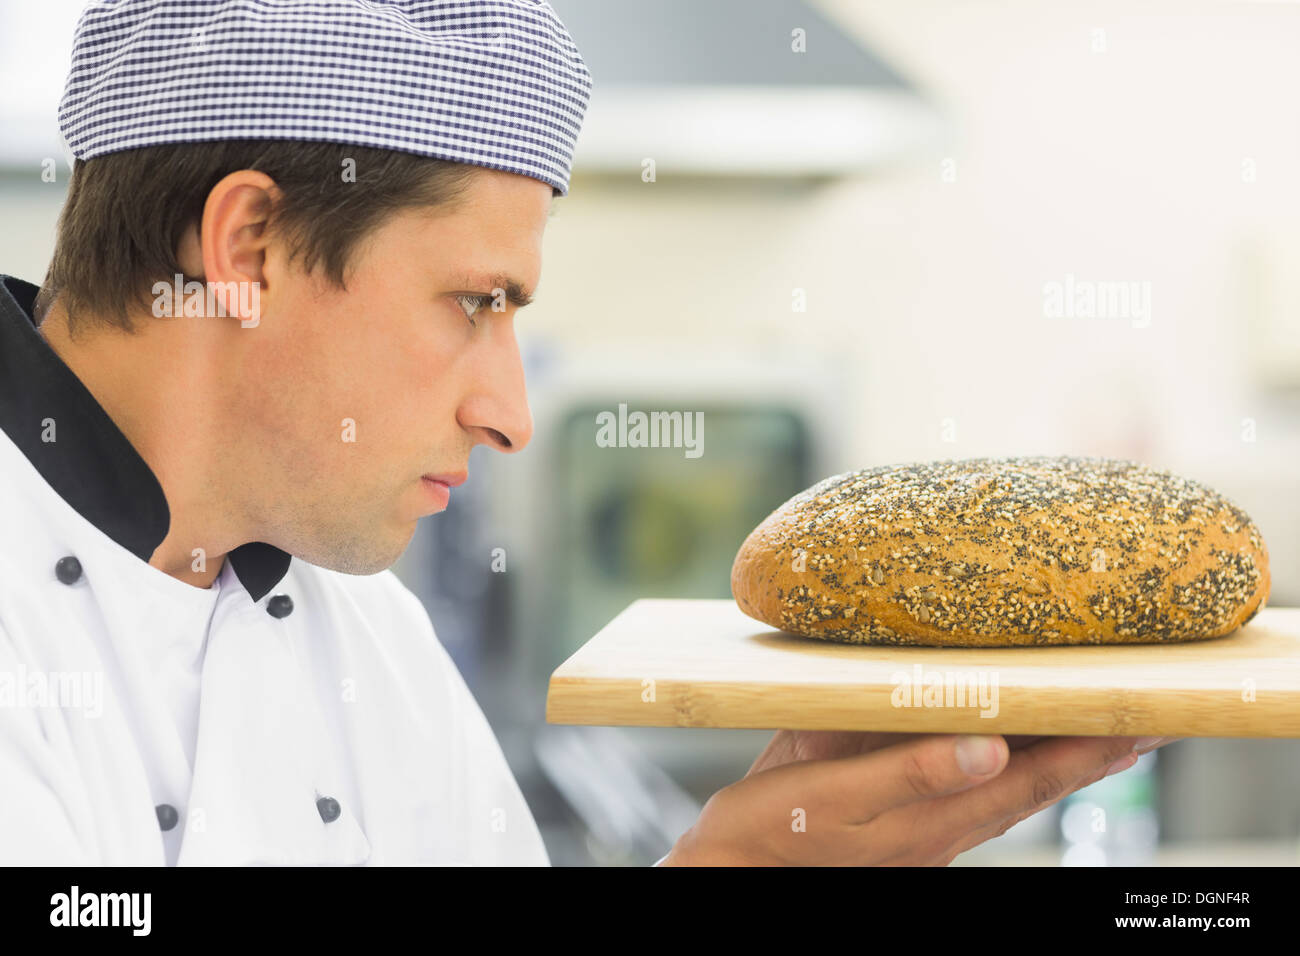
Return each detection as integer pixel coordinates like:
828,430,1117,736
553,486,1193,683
422,472,468,488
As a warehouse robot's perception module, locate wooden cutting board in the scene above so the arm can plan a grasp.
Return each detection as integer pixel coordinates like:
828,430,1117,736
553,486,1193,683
546,600,1300,737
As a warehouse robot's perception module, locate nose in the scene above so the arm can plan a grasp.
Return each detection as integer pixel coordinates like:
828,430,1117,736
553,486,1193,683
459,320,534,454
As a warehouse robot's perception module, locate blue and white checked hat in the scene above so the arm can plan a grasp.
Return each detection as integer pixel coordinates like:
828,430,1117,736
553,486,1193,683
57,0,592,195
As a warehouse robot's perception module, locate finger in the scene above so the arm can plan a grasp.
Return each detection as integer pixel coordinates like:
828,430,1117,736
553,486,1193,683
747,730,908,776
942,737,1162,860
943,748,1134,859
816,734,1011,822
938,736,1183,862
1134,736,1182,754
926,734,1140,840
792,731,914,761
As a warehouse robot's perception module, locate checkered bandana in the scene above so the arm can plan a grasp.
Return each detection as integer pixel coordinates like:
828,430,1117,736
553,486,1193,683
57,0,592,195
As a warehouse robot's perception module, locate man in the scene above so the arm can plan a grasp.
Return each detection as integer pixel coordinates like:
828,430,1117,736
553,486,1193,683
0,0,1166,866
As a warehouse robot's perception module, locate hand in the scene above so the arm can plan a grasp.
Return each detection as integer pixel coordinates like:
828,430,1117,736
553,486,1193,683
661,731,1179,866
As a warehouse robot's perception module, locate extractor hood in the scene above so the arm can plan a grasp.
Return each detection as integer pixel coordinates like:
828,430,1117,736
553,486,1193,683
548,0,946,177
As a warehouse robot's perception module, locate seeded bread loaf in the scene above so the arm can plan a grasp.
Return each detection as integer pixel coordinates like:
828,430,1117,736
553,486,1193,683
731,456,1270,647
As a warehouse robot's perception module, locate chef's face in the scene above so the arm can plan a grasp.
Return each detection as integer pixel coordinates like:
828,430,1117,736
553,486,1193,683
235,167,547,574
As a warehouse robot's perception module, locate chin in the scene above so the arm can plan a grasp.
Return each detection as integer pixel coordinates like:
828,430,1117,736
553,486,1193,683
298,526,414,576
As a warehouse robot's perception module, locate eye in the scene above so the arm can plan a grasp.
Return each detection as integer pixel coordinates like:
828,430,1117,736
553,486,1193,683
454,294,491,326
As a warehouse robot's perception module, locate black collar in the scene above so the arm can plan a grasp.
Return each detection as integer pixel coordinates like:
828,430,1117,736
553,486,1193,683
0,274,291,601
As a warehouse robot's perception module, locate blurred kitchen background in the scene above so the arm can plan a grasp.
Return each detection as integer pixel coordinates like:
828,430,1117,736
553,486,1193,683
3,0,1298,865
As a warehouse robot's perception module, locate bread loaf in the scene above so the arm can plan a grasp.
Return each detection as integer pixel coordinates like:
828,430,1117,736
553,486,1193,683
731,456,1270,647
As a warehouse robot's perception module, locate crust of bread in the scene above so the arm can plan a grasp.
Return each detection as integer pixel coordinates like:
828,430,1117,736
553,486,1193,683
731,456,1270,647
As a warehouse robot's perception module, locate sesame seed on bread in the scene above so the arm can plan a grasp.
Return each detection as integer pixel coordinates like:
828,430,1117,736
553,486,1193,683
731,456,1270,647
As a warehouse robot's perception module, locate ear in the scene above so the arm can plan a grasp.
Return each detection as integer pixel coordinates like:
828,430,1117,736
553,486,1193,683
199,170,280,324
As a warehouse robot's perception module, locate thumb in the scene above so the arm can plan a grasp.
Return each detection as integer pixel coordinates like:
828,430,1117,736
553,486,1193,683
860,734,1009,813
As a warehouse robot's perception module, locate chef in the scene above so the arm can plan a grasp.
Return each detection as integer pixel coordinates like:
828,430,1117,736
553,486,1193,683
0,0,591,867
0,0,1166,868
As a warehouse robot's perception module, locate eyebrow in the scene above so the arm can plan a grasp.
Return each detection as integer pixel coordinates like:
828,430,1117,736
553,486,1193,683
457,273,534,308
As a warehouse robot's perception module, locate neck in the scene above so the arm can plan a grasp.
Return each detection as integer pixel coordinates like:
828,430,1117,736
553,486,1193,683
37,298,243,589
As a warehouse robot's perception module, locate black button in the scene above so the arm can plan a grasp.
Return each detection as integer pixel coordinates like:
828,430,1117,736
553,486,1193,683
267,594,294,618
156,803,179,831
316,796,341,823
55,556,82,585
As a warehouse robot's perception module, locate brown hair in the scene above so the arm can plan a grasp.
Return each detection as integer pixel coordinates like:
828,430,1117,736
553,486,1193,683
35,140,479,335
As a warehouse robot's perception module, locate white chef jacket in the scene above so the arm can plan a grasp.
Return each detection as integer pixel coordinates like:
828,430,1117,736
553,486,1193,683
0,274,549,865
